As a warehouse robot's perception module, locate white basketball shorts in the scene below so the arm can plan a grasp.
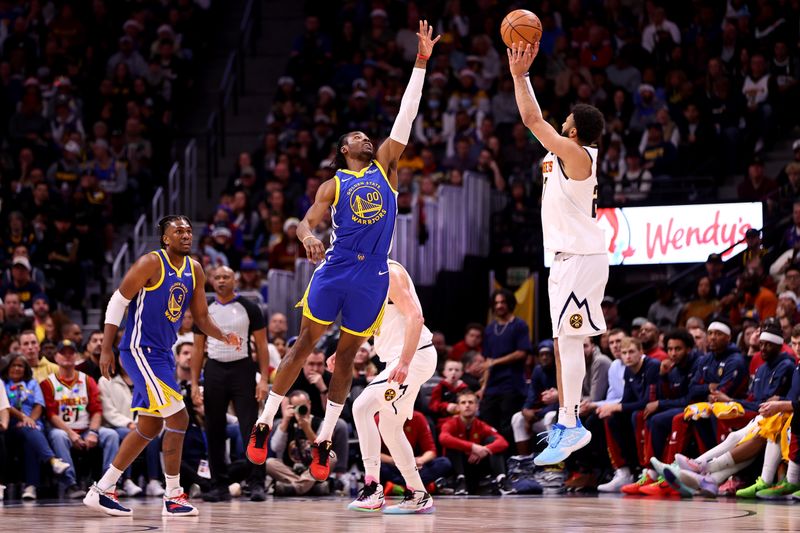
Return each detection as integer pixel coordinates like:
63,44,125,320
548,252,608,338
361,345,437,420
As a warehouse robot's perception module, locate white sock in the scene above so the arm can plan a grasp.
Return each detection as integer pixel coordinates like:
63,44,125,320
710,457,753,485
706,451,736,473
787,461,800,484
97,465,124,492
257,391,285,426
696,424,748,463
352,392,381,483
761,441,782,484
165,473,181,496
316,400,344,443
556,336,585,428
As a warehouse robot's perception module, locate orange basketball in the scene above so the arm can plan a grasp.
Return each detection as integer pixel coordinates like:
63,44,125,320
500,9,542,48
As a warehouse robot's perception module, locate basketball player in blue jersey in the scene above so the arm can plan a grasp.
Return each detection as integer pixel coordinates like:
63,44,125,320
247,21,440,481
508,42,608,466
83,215,241,517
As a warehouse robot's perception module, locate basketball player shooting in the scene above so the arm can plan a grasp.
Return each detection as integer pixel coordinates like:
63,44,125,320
507,42,608,465
331,260,437,514
247,21,440,482
83,215,242,517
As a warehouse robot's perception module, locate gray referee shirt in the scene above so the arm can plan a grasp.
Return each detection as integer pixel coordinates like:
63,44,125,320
196,295,265,362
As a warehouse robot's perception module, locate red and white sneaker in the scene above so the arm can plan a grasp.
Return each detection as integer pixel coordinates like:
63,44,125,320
718,476,747,496
246,423,271,465
163,490,199,517
309,440,335,481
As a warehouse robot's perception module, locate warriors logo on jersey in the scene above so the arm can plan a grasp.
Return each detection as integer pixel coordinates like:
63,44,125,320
165,282,189,322
349,182,387,225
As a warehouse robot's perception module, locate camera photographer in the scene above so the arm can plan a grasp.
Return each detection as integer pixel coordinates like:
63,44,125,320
265,390,332,496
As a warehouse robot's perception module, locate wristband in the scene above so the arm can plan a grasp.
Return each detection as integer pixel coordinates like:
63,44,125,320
89,429,99,436
302,235,316,244
417,53,429,60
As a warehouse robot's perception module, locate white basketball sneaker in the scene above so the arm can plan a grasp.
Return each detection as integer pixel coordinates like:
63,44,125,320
383,489,434,514
83,483,133,516
347,481,385,512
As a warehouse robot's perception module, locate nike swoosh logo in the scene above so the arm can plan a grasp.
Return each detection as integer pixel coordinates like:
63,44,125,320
168,272,176,276
378,270,389,275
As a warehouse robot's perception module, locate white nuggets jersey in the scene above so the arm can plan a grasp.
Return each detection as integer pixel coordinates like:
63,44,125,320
540,146,606,255
373,260,433,363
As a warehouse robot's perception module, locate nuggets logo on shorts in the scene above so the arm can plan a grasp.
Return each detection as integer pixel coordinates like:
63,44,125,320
570,313,583,329
349,182,387,225
384,388,397,401
165,282,189,323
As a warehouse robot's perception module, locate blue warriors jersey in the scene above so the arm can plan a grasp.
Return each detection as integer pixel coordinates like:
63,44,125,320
331,160,398,256
120,249,195,353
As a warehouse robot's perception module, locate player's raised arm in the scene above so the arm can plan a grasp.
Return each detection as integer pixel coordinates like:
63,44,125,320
375,20,440,188
508,42,592,181
386,263,424,385
99,252,162,378
296,178,336,262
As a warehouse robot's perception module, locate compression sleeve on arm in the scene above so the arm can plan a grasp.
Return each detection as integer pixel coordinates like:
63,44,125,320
105,289,132,326
389,67,426,145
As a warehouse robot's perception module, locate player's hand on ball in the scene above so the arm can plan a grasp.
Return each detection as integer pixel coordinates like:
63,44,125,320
99,347,115,379
303,236,326,263
507,41,538,78
223,332,242,350
388,362,410,384
416,20,441,58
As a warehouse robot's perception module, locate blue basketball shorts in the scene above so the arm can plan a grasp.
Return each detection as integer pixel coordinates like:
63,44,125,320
298,247,389,336
120,346,185,417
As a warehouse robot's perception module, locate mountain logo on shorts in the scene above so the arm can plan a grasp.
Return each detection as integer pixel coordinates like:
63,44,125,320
569,313,583,329
384,388,397,401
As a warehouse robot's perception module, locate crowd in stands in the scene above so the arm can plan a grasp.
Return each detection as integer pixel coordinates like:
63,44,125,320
4,0,800,504
0,0,212,324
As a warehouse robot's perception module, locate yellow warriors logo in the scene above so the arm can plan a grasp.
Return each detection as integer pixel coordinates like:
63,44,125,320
570,313,583,329
165,282,188,323
384,388,397,401
349,182,387,225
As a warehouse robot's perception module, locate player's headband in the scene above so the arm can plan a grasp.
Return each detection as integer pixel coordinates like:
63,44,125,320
707,322,731,336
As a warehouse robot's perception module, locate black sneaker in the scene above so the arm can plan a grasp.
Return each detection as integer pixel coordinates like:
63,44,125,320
202,486,232,502
454,475,468,496
496,474,516,495
250,484,266,502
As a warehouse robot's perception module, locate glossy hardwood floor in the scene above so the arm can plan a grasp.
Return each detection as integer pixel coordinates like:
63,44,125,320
0,493,796,532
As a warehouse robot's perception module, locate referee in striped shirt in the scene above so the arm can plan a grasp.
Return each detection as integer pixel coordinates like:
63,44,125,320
191,266,270,501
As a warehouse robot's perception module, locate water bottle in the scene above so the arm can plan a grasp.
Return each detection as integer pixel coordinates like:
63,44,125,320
349,471,358,498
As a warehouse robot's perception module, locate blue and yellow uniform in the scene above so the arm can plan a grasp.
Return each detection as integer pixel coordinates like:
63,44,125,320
298,159,397,336
120,249,195,414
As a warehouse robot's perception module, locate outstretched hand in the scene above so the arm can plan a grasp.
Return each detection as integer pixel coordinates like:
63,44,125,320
416,20,441,58
507,41,538,78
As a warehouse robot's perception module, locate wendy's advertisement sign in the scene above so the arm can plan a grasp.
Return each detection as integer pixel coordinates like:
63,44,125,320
544,203,764,266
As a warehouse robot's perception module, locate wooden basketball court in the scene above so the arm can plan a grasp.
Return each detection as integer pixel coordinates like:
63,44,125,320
0,494,795,532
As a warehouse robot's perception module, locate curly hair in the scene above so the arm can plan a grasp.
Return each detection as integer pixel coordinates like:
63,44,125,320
572,103,605,145
157,215,192,249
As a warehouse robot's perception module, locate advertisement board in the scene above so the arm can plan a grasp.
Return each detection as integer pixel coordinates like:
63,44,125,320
544,202,764,266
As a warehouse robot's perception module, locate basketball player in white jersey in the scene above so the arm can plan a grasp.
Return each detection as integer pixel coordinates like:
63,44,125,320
508,42,608,465
328,260,437,514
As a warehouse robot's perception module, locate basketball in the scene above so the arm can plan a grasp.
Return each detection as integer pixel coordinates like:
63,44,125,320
500,9,542,48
